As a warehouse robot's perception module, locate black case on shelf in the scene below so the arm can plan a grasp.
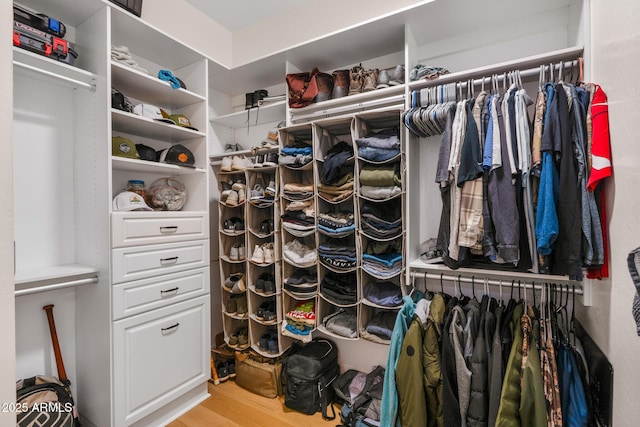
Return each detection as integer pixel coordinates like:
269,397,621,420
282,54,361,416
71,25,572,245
109,0,143,17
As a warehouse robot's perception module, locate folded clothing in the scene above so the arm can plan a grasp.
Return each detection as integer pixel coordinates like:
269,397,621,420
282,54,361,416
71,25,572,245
363,281,403,307
360,185,402,200
281,146,312,156
364,310,397,340
318,241,357,258
284,182,314,192
359,164,402,187
355,128,400,150
362,262,403,280
358,145,401,162
318,211,354,228
285,300,316,326
323,308,358,338
365,238,403,256
362,252,403,268
318,223,356,237
322,141,353,185
361,200,402,222
321,271,358,305
285,268,317,285
279,154,313,167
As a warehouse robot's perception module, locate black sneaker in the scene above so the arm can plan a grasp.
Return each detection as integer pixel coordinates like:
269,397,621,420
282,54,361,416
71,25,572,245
263,153,278,167
254,154,264,167
259,219,272,235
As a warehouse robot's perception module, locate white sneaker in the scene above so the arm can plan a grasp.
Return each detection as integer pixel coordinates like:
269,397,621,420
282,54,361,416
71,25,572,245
238,244,246,260
221,156,232,172
231,156,254,171
251,244,265,264
229,243,240,261
263,242,275,264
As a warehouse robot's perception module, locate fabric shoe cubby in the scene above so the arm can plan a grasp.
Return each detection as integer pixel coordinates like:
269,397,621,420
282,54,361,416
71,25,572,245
282,261,318,299
250,321,292,357
316,298,359,341
358,302,399,345
248,291,280,325
281,291,317,343
247,262,280,296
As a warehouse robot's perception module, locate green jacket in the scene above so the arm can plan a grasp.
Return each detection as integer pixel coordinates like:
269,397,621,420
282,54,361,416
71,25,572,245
496,302,525,427
396,302,428,427
519,309,547,427
423,293,446,427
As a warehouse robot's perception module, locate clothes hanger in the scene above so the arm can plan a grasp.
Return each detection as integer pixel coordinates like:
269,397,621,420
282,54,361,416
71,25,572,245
440,273,445,295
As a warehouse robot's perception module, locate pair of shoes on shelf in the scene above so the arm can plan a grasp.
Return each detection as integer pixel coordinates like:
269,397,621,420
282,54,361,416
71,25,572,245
221,181,246,206
215,358,236,382
223,272,246,294
249,182,276,205
223,216,245,233
251,242,275,264
221,156,254,172
258,329,279,354
255,272,276,294
258,218,275,236
228,325,249,349
256,299,277,322
224,292,247,317
229,242,246,261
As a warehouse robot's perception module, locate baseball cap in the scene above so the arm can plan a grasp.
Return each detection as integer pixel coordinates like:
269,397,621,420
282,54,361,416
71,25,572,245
112,136,140,159
133,103,175,124
135,144,157,162
168,114,199,131
112,191,153,211
158,144,195,167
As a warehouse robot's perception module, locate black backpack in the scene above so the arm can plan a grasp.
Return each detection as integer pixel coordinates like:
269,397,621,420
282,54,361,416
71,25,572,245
16,375,77,427
281,338,339,420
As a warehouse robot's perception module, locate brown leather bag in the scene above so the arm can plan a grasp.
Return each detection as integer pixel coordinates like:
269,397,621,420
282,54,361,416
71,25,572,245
235,351,283,398
286,69,318,108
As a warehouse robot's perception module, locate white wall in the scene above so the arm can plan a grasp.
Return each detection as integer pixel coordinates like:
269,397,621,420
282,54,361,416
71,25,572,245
577,1,640,425
141,0,233,68
0,0,16,424
231,0,433,66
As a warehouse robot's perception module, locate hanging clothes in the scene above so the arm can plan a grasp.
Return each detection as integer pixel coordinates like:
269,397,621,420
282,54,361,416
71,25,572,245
423,293,447,427
467,295,494,427
519,305,547,427
540,317,563,427
442,297,463,426
495,302,525,426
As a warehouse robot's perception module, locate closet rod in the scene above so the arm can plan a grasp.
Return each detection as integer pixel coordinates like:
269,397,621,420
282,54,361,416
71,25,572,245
452,59,580,90
409,271,583,295
13,60,96,91
14,276,99,297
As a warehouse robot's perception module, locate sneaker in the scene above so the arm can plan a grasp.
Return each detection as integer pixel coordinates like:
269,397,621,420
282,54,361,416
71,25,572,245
263,242,275,264
223,272,246,294
225,190,239,207
227,359,236,378
263,274,276,294
363,69,379,91
263,153,278,167
234,293,247,317
232,182,246,204
229,243,241,261
237,327,249,349
265,181,277,197
250,184,264,202
223,218,236,233
267,334,279,354
259,219,272,236
220,180,233,202
224,292,237,315
253,154,264,167
221,156,232,172
377,69,390,89
259,333,270,352
232,217,245,231
231,156,254,171
216,362,229,382
251,244,265,264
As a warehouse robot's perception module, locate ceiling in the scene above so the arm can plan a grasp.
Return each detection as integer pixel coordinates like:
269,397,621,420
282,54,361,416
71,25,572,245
183,0,313,31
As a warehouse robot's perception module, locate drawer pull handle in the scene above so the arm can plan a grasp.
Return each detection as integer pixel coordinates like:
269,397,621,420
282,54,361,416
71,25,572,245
160,226,178,233
161,287,179,295
160,256,179,264
161,323,180,332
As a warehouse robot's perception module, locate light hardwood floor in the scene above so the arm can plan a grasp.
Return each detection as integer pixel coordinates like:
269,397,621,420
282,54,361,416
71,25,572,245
167,381,338,427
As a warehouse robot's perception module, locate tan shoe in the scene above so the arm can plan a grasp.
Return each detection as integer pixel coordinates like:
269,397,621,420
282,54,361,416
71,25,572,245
363,69,379,91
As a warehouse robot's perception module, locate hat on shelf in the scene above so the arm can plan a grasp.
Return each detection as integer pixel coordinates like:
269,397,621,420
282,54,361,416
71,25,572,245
132,103,175,124
111,88,133,113
158,144,195,167
112,136,140,159
167,113,199,131
135,143,158,162
157,69,186,90
112,191,153,211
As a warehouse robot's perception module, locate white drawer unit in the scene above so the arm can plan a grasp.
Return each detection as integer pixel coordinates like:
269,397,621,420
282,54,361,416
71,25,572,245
113,295,210,426
112,239,209,284
111,212,208,248
112,267,210,320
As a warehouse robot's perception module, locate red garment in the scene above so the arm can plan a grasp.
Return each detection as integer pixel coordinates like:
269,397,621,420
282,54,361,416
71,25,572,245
587,85,612,279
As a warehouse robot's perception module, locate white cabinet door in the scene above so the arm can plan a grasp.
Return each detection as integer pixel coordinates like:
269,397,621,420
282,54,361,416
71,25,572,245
111,239,209,284
112,267,210,320
111,212,208,248
113,295,210,426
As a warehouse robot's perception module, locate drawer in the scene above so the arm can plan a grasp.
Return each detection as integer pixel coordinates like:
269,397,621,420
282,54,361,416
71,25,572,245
113,295,210,426
112,267,210,320
112,240,209,284
111,212,208,248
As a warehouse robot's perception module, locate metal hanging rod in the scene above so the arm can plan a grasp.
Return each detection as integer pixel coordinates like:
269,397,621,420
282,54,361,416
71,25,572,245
409,271,583,295
14,276,99,297
13,60,97,92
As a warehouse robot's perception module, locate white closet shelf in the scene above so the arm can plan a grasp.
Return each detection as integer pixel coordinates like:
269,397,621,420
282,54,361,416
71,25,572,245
15,264,99,296
111,61,205,108
111,156,206,174
13,47,97,91
406,46,585,91
211,101,286,128
408,259,583,285
111,109,205,142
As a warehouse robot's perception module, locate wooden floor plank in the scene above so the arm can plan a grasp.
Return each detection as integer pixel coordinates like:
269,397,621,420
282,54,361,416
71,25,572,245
167,381,337,426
